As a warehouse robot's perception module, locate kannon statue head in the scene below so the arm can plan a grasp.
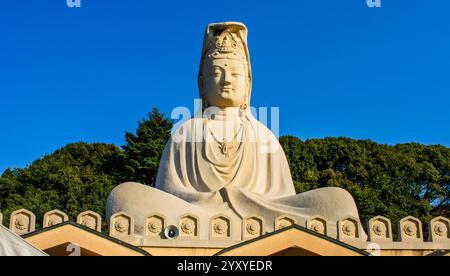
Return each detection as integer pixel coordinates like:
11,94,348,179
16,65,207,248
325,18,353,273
198,22,252,111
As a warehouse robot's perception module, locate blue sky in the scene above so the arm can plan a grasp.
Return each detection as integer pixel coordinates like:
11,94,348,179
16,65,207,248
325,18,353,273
1,0,449,173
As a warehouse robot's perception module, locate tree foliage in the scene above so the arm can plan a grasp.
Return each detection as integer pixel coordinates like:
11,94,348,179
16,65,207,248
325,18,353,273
0,143,122,227
280,136,450,225
120,108,173,186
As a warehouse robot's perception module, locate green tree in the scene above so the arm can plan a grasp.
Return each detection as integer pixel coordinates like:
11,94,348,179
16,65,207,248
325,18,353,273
120,108,173,186
0,143,121,228
279,136,450,227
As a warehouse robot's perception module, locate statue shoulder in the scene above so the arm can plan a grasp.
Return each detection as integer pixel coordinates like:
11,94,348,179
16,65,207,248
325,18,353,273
247,115,279,139
246,115,284,153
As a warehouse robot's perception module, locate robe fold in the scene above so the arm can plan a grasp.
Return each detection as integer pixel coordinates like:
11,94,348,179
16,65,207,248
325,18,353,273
155,111,310,221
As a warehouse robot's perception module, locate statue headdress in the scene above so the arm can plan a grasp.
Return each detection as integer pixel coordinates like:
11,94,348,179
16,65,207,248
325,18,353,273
198,22,252,110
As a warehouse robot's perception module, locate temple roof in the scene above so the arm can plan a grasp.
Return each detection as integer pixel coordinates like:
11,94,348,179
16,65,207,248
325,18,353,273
215,225,370,256
22,221,150,256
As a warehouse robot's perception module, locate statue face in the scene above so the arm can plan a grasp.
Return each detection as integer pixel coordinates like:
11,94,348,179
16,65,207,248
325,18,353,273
203,59,246,108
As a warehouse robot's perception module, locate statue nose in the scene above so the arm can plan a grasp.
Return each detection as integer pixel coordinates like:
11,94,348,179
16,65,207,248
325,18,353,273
223,73,232,86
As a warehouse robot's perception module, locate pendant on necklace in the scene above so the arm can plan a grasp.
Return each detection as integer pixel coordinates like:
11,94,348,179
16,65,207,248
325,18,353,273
219,139,234,158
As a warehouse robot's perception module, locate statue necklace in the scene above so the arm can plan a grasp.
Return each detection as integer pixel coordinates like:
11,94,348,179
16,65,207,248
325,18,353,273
207,119,244,158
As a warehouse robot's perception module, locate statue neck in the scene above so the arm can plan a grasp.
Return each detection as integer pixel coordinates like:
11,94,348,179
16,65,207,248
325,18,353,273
205,107,245,143
205,107,244,122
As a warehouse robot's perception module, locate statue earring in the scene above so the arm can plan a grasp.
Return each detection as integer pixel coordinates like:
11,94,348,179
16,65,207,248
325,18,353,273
240,94,248,110
202,93,209,110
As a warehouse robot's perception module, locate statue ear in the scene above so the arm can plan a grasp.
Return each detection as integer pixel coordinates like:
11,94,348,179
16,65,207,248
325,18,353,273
199,73,207,96
199,75,209,109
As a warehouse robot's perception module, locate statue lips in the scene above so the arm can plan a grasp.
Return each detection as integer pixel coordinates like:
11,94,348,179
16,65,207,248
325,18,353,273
220,87,234,97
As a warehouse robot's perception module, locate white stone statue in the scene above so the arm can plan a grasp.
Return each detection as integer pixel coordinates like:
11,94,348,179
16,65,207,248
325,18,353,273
107,22,363,239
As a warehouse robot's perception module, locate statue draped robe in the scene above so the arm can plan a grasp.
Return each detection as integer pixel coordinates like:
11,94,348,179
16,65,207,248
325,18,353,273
154,110,357,224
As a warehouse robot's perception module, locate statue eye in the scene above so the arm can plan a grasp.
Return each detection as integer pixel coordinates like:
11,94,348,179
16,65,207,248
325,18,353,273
232,73,242,77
